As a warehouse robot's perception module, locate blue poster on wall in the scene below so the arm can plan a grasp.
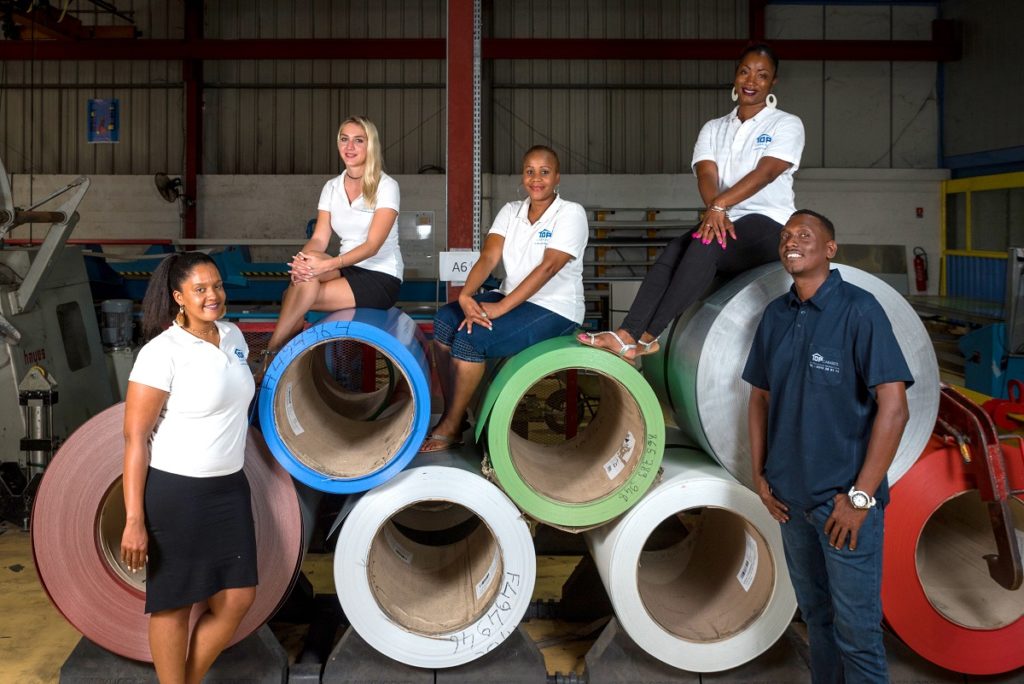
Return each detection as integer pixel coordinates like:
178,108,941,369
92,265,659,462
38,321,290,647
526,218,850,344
87,98,120,143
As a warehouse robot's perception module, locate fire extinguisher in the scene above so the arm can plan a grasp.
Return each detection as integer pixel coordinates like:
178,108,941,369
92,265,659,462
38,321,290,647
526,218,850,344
913,247,928,292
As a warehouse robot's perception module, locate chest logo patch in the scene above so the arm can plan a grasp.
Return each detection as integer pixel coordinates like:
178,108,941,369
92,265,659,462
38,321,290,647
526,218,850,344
808,351,840,375
234,348,246,361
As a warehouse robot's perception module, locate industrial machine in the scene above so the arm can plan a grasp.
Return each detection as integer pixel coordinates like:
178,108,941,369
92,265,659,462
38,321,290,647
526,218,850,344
960,247,1024,398
0,156,114,525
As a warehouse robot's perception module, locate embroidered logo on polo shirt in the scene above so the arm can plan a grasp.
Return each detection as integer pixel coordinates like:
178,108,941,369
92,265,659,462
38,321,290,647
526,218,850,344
535,228,552,245
808,351,839,374
754,133,772,150
234,348,246,361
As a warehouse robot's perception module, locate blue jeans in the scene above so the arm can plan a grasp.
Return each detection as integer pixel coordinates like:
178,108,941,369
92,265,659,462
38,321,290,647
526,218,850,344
779,497,888,684
433,291,576,362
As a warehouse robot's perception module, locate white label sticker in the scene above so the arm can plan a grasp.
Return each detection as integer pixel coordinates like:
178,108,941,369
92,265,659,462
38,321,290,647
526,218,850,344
736,531,758,592
384,527,413,564
618,431,636,463
475,550,501,600
438,251,482,283
603,455,625,480
284,383,304,436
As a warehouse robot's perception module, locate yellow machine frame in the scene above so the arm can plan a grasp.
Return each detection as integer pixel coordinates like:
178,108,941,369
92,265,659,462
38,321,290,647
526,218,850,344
941,171,1024,295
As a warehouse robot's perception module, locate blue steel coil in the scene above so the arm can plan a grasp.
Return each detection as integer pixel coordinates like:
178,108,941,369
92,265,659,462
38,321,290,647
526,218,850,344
259,307,431,493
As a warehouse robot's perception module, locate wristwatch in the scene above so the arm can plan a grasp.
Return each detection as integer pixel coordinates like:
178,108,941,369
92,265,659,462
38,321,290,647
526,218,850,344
848,486,876,510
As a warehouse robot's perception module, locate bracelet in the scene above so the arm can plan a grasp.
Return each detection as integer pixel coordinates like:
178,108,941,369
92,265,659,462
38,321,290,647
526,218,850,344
708,204,728,213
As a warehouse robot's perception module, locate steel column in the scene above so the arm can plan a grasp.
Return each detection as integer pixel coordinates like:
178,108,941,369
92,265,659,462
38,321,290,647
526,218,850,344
446,0,476,302
182,1,202,240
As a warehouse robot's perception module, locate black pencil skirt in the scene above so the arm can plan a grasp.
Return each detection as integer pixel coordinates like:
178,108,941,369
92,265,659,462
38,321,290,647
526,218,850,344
143,467,258,614
341,264,401,309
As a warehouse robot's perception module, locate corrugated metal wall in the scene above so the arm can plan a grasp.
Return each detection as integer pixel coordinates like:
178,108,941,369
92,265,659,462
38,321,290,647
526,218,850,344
203,0,447,175
490,1,938,173
490,0,743,174
0,0,182,174
1,1,943,176
941,0,1024,160
946,254,1006,302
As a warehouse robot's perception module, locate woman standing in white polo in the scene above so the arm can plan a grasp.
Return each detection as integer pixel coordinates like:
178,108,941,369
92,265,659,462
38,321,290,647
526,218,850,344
120,252,257,681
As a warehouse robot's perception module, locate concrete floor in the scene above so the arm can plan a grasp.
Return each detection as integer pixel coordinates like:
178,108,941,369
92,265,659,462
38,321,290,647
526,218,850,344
0,520,588,682
0,522,79,683
6,516,1024,683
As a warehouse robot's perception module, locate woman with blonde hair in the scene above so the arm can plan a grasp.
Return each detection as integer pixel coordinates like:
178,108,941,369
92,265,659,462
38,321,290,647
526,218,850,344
260,115,403,372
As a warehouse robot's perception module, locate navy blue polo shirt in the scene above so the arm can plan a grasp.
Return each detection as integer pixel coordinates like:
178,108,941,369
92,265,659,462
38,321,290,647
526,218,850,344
742,269,914,509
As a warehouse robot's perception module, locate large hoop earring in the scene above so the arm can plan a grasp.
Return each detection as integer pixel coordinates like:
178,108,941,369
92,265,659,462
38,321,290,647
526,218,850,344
766,93,777,109
554,185,560,196
731,87,738,102
176,304,185,327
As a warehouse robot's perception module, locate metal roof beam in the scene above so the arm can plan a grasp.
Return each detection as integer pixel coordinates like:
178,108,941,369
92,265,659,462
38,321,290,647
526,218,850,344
0,21,960,62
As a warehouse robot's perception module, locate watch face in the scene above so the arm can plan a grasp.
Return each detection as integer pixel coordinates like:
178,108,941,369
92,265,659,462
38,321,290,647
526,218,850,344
851,492,868,508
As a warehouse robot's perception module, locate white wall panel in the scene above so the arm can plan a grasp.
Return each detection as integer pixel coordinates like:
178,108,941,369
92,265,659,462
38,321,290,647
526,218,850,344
9,169,942,297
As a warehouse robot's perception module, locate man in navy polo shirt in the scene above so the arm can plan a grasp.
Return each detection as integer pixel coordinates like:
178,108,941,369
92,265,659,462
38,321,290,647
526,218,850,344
743,209,912,683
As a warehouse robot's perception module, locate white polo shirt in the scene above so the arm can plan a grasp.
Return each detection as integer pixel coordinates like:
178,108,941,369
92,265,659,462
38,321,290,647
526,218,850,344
488,196,589,324
318,172,403,280
128,321,255,478
691,107,805,226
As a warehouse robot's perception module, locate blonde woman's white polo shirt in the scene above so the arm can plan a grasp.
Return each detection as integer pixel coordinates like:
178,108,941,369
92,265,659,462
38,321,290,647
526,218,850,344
318,172,403,280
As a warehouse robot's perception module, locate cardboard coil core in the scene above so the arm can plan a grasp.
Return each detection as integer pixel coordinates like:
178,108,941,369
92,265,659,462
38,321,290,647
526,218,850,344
882,441,1024,675
475,336,665,530
585,448,797,672
259,307,431,493
333,451,536,668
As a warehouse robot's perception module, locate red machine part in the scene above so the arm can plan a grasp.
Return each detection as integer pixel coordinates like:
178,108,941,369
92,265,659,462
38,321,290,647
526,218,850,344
983,380,1024,431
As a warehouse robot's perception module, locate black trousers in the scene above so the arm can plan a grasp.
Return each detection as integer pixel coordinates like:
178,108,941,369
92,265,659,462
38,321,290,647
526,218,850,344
620,213,783,340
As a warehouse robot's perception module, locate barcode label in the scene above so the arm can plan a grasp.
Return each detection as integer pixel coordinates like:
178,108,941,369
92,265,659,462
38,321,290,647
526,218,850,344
384,527,413,564
475,550,501,599
736,532,758,592
285,383,304,436
603,455,625,480
619,431,636,462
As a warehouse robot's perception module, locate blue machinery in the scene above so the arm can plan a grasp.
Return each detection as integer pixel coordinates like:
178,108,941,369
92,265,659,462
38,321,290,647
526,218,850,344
81,240,444,312
958,247,1024,398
